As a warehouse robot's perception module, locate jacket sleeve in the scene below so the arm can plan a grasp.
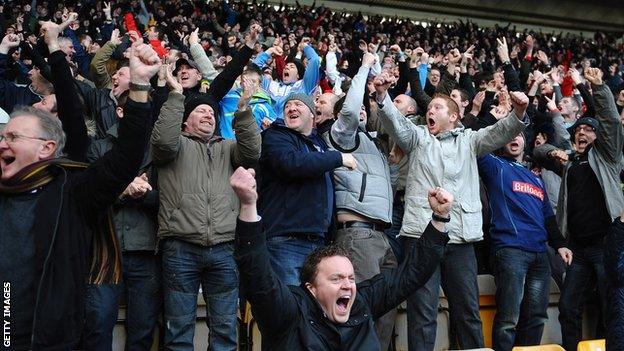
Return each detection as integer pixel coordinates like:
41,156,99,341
190,43,219,82
577,83,596,118
470,110,526,157
234,219,298,338
377,93,421,153
302,44,321,94
592,83,624,163
230,108,261,168
90,41,116,89
409,66,432,114
502,63,521,92
358,223,448,318
150,91,184,165
48,50,90,162
435,69,456,96
533,143,566,176
388,60,409,97
207,45,254,103
76,99,152,221
459,72,476,99
331,65,369,149
260,129,343,180
551,112,573,151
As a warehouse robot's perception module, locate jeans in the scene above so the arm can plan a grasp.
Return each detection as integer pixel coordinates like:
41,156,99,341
559,244,608,351
266,234,324,286
403,240,484,351
83,252,162,351
491,248,550,351
385,195,405,263
335,227,397,351
162,239,238,351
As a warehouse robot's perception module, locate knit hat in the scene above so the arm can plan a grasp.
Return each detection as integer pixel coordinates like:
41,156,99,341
567,117,600,142
182,93,220,127
284,93,316,116
285,58,305,80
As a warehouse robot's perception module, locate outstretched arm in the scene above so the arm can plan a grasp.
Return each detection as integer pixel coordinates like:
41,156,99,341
231,167,299,337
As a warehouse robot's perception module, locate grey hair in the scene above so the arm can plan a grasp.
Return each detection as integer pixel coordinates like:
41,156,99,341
58,37,73,49
10,106,66,157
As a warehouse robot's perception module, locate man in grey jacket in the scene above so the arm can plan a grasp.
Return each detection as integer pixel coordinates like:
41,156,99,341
533,67,624,351
321,52,396,351
376,68,528,350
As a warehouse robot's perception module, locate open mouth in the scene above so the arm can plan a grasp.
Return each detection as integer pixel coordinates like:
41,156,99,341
427,117,436,129
1,156,15,167
509,142,519,148
284,72,290,78
336,296,350,313
577,138,588,147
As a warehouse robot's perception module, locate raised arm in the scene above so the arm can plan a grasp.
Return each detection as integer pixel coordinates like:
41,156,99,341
231,167,299,337
77,42,160,219
90,31,121,89
301,42,321,94
230,79,261,168
188,28,218,82
330,52,375,149
358,187,450,318
471,91,527,156
43,20,89,162
376,82,421,153
584,67,624,163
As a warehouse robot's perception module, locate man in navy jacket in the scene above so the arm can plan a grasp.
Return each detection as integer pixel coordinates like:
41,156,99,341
258,93,356,285
478,133,572,351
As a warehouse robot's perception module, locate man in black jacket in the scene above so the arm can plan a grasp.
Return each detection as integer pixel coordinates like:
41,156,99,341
0,20,160,349
231,167,450,351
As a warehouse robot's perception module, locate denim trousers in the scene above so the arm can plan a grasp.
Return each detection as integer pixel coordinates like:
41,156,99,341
558,244,608,351
403,240,484,351
161,239,238,351
266,234,324,286
83,251,162,351
491,248,551,351
335,227,398,351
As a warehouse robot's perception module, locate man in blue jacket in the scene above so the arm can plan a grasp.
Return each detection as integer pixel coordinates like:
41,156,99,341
478,132,572,351
258,92,357,285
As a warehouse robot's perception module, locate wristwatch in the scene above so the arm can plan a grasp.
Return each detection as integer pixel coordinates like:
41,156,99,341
432,213,451,223
129,82,151,91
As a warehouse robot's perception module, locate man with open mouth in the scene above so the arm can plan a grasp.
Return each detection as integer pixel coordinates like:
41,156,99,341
375,44,528,350
231,166,450,351
533,67,624,351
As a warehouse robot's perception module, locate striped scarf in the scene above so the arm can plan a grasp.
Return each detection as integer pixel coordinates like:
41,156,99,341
0,158,122,284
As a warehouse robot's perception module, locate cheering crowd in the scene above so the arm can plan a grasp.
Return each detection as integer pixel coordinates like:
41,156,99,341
1,0,624,350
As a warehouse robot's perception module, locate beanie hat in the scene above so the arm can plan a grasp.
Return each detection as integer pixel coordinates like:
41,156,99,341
182,93,220,127
284,93,316,116
285,58,306,80
567,117,600,142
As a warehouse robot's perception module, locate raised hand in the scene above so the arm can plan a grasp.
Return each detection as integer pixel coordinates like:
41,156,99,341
584,67,603,85
129,42,162,85
246,23,262,47
238,76,258,110
0,34,20,54
446,48,461,65
103,1,112,20
509,91,529,118
496,37,510,63
165,64,183,93
361,52,377,69
537,50,549,66
189,28,200,45
110,28,122,46
568,67,583,86
470,91,486,115
544,94,558,112
461,45,474,67
230,167,258,206
428,187,454,218
409,47,424,68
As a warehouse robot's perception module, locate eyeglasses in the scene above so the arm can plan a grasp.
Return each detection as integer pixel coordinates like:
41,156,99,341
575,125,595,133
0,131,48,143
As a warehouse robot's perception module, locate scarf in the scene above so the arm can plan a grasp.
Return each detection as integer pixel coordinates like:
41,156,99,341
0,158,122,284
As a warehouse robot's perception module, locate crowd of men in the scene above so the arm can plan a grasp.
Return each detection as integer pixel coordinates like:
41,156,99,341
1,0,624,350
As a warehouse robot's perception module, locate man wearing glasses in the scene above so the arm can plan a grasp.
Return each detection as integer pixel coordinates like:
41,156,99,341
0,30,160,350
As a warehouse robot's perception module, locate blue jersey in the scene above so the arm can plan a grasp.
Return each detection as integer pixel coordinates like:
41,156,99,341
478,154,555,253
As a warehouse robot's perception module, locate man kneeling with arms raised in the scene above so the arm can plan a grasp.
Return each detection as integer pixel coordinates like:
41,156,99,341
230,167,451,350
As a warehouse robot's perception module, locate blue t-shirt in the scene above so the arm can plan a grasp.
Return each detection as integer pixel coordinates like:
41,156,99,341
478,154,554,253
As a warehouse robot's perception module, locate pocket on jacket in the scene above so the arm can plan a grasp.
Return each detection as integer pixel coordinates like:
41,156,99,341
167,194,206,234
402,195,430,235
212,194,237,234
459,201,483,240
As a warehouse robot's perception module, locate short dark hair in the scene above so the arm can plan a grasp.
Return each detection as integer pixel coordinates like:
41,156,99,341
300,244,352,284
242,64,263,78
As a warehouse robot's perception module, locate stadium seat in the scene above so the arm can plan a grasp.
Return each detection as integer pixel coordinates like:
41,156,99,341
512,345,565,351
577,339,606,351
